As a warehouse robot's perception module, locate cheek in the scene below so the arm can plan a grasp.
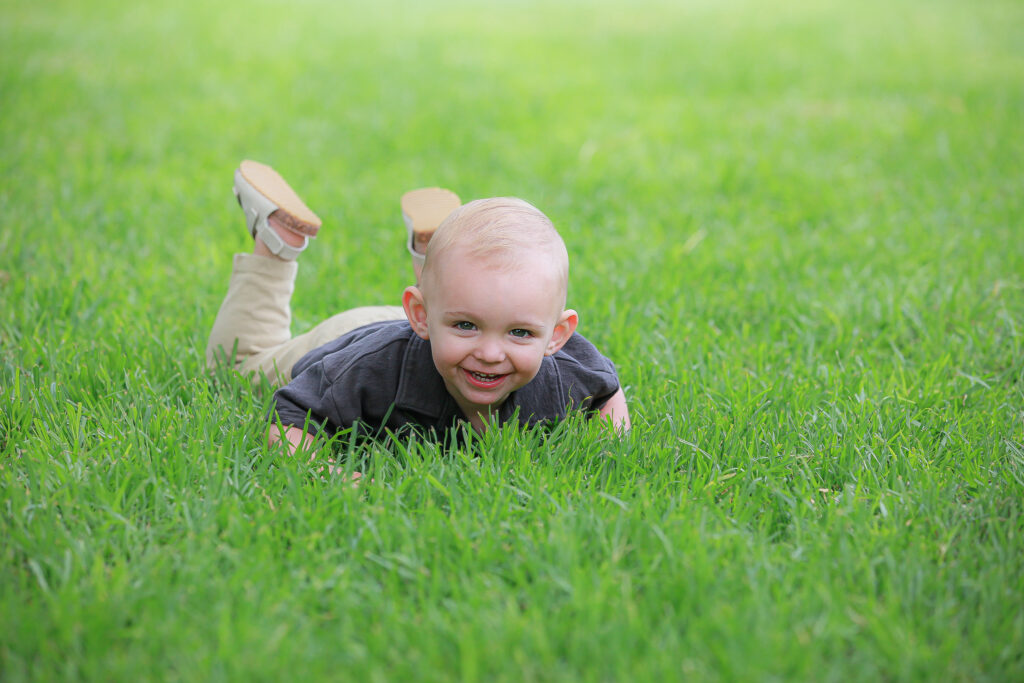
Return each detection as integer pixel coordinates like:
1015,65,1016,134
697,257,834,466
431,335,467,370
512,346,546,375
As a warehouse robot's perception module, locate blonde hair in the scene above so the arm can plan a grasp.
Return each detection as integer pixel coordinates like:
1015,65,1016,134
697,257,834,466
422,197,569,304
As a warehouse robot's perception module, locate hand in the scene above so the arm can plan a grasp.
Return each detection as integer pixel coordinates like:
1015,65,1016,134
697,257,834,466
598,387,631,433
316,458,366,485
268,424,367,484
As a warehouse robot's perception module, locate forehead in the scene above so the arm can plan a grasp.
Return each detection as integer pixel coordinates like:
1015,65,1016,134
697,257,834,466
425,249,564,317
431,243,563,286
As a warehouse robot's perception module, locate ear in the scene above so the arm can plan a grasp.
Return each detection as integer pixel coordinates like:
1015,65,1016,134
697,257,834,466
545,309,578,356
403,286,430,340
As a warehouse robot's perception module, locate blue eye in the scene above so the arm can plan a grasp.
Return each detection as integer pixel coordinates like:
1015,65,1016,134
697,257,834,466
455,321,476,331
510,328,533,338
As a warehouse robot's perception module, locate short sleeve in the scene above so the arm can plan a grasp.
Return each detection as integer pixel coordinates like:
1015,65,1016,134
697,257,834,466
271,322,411,438
272,360,340,436
557,333,620,412
510,333,620,426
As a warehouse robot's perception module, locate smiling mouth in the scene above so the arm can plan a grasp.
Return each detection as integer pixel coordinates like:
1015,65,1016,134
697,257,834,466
464,369,508,388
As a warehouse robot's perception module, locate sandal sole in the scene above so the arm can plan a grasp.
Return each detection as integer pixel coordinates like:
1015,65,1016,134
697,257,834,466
401,187,461,235
238,160,322,237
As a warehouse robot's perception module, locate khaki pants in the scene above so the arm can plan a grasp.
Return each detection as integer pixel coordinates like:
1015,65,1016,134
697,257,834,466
206,253,405,387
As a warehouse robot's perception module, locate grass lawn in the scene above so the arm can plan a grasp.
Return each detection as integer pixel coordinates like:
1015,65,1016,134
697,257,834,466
2,0,1022,679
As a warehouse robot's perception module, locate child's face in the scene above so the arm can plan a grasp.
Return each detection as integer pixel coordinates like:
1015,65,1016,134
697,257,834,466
403,248,577,427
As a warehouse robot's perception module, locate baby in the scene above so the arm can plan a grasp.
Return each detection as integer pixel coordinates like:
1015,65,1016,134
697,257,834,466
207,160,630,454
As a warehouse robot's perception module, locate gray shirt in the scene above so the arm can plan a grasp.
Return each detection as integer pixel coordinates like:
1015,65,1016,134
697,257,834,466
273,320,620,440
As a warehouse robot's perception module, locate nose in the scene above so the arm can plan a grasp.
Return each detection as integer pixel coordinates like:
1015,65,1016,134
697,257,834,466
474,335,506,364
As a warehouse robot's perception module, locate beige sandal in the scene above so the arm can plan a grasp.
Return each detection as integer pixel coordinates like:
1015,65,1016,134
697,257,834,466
400,187,461,269
234,160,322,261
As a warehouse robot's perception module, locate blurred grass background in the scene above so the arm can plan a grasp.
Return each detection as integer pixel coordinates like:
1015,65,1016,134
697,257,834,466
2,0,1022,679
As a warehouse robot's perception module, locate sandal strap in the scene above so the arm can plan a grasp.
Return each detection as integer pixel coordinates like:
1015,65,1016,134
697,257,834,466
234,167,309,261
255,212,308,260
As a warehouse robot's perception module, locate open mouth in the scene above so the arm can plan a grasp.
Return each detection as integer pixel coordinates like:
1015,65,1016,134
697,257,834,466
464,369,507,388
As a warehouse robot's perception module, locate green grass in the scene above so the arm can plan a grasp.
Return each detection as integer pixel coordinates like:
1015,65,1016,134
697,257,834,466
2,0,1023,679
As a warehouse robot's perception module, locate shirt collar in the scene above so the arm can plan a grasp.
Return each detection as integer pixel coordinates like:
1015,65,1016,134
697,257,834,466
394,333,458,421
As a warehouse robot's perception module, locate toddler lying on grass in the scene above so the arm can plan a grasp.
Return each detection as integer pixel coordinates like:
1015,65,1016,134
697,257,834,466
207,160,630,456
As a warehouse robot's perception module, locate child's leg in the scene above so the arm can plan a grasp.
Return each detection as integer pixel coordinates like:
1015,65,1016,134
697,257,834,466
207,249,403,385
206,161,402,386
207,164,458,386
245,304,405,382
266,186,462,378
206,249,295,384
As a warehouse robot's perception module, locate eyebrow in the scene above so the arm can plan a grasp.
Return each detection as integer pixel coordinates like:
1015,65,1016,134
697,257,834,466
444,311,549,329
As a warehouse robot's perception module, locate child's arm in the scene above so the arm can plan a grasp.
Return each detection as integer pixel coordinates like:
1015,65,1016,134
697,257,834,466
268,423,313,454
598,387,631,432
267,422,363,481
